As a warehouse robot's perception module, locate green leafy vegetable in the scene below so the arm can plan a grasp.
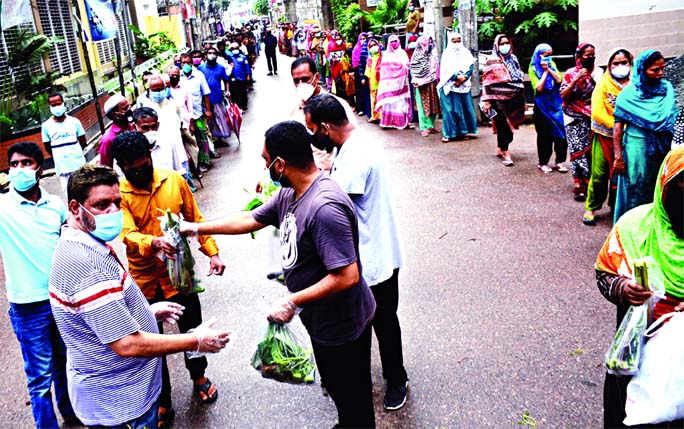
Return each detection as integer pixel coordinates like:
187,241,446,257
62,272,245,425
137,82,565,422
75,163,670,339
251,322,315,384
242,178,280,239
160,209,204,295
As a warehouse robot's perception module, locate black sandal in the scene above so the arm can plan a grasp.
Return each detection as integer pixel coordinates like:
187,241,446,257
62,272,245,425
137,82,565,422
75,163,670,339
194,378,219,404
157,407,175,428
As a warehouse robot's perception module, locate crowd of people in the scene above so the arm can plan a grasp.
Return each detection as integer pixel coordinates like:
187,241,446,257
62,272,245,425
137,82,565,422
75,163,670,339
1,12,684,429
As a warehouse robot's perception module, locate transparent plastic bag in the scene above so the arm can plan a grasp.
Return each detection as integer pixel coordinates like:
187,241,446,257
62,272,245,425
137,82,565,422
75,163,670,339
250,321,315,384
158,209,204,295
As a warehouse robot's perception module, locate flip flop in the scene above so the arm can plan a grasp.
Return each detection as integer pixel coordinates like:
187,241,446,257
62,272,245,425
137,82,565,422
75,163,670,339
158,407,175,428
194,378,219,404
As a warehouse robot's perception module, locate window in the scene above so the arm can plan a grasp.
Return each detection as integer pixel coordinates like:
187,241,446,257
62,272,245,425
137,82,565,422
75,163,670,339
0,22,45,99
95,1,132,65
36,0,83,75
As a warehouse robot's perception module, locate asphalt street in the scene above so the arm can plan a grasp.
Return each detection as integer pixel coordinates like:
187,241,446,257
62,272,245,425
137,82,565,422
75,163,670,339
0,52,617,428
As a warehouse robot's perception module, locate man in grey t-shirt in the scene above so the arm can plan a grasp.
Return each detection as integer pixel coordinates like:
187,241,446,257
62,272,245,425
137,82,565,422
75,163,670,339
182,121,376,428
304,94,409,411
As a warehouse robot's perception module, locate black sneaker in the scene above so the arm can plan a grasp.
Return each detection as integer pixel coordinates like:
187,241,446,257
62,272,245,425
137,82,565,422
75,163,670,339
383,382,408,411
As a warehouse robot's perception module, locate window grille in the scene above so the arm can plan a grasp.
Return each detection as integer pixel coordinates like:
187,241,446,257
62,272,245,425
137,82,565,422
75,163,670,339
95,1,131,65
36,0,83,75
0,22,45,99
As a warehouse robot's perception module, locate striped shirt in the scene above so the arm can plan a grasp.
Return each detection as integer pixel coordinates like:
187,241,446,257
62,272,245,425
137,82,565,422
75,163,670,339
49,226,161,426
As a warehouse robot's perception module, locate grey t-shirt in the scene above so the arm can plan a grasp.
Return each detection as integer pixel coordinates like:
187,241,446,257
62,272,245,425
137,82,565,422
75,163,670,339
253,173,376,346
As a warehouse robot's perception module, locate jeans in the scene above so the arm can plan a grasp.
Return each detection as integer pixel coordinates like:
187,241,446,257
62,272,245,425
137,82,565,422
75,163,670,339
371,269,408,388
89,398,159,429
150,286,207,409
9,300,76,429
312,324,375,428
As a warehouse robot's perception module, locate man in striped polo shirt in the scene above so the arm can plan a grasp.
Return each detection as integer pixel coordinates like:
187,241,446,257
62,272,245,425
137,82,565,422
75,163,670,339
41,93,87,191
49,165,230,428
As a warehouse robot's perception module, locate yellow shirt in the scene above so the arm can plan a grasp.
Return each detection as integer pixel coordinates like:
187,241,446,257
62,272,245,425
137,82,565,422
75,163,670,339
120,168,219,299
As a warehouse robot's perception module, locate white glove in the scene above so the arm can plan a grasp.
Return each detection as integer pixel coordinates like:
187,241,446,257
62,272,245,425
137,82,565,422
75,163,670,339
267,297,299,324
150,302,184,324
188,318,231,354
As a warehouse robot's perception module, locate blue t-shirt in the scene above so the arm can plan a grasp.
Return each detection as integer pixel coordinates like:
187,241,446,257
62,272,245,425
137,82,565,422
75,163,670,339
0,187,67,303
41,115,86,175
330,132,403,286
253,174,376,346
229,53,251,81
199,62,230,105
49,227,161,426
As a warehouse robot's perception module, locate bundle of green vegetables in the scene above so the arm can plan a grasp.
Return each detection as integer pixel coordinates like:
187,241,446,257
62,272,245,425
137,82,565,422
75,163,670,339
159,209,204,295
242,177,280,239
251,322,315,384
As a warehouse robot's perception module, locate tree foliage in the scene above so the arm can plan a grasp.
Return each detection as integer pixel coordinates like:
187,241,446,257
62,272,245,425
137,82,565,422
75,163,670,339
350,0,409,34
331,0,362,42
253,0,270,16
128,25,176,62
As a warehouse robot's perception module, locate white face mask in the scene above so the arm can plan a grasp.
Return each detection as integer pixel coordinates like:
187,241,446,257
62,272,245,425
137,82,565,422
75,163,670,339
144,131,158,146
451,41,461,51
335,40,343,46
499,44,511,55
611,64,631,79
295,82,315,102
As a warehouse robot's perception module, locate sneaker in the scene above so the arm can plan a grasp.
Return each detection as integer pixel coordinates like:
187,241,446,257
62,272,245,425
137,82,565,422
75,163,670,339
267,72,273,76
383,382,408,411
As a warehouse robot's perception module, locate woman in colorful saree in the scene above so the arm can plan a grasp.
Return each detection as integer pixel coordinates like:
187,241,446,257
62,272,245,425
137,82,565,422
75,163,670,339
561,42,601,201
437,31,477,142
595,146,684,428
612,49,679,224
481,34,526,167
528,43,566,174
375,34,412,129
410,35,440,137
582,48,633,226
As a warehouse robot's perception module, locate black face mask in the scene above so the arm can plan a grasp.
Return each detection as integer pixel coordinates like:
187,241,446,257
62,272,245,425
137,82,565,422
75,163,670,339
169,76,180,87
125,162,154,189
311,127,336,153
664,173,684,238
581,57,595,70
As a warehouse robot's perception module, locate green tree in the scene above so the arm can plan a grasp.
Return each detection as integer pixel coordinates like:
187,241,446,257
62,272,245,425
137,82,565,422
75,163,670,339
352,0,409,33
331,0,362,41
253,0,270,16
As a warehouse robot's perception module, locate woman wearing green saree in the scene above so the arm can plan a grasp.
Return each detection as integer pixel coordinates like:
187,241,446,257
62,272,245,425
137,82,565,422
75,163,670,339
612,50,678,223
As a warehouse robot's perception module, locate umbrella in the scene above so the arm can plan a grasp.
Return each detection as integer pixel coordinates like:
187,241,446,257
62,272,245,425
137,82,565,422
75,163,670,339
225,97,242,145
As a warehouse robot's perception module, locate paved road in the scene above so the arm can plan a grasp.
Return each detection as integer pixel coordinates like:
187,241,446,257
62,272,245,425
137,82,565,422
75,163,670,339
0,52,617,428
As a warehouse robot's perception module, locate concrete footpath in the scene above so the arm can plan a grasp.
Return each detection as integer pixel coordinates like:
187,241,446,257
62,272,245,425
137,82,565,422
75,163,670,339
0,51,616,428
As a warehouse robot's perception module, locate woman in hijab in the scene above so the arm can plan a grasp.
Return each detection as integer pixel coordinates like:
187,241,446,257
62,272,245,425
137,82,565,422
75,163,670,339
352,32,370,117
582,48,633,226
410,35,440,136
595,146,684,429
365,38,383,123
529,43,566,174
438,31,477,142
612,49,679,223
329,32,355,107
561,43,601,201
481,34,526,166
375,34,412,129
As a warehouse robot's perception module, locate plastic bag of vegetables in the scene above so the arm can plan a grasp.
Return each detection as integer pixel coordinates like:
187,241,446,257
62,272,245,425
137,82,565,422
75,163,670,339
158,209,204,295
242,176,280,239
250,321,315,384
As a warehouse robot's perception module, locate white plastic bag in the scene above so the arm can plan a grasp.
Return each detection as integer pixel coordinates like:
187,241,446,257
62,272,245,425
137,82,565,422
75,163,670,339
624,312,684,426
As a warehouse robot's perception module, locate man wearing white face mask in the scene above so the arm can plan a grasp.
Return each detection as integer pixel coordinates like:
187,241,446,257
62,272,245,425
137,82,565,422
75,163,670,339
0,142,81,429
42,92,87,191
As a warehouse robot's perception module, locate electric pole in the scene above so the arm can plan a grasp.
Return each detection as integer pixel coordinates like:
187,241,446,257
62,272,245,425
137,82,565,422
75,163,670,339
458,0,480,119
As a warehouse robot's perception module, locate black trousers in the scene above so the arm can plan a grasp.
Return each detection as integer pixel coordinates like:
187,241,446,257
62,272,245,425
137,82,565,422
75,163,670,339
266,51,277,73
229,79,248,110
354,69,367,114
312,324,375,428
150,286,207,409
371,269,408,388
492,105,514,151
534,105,567,165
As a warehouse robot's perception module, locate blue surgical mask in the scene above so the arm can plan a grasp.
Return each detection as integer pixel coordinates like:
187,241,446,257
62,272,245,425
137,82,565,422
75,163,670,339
150,90,167,103
80,204,124,242
50,104,66,117
499,44,511,56
165,87,171,98
8,167,38,192
267,157,282,187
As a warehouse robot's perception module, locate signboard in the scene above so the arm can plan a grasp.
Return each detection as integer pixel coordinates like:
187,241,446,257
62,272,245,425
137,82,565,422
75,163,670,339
84,0,118,41
366,0,380,7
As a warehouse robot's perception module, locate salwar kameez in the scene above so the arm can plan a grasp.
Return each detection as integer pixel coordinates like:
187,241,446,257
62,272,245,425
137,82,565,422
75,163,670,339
439,89,477,138
585,133,616,212
415,88,436,130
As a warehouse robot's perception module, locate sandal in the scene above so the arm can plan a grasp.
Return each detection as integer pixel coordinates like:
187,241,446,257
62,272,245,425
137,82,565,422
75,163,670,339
556,163,569,173
421,130,430,137
194,378,219,404
441,137,450,143
495,149,504,158
582,212,597,226
502,157,514,166
157,407,175,428
537,164,553,174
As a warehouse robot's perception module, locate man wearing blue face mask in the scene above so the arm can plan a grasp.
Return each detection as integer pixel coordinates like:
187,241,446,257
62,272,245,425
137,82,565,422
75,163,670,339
41,92,87,192
0,142,81,429
199,46,233,147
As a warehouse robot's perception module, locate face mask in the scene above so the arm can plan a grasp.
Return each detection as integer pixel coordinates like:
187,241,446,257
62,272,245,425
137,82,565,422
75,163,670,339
390,41,400,49
8,167,38,192
267,157,283,187
50,104,66,117
336,40,343,46
182,64,193,74
192,58,202,66
296,82,315,102
498,44,511,55
124,162,154,190
150,90,166,103
611,64,630,79
581,57,595,70
451,42,461,51
174,61,181,68
80,205,123,242
232,49,240,55
207,54,217,61
370,46,379,54
165,87,171,98
144,130,158,146
170,76,180,87
409,7,414,11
